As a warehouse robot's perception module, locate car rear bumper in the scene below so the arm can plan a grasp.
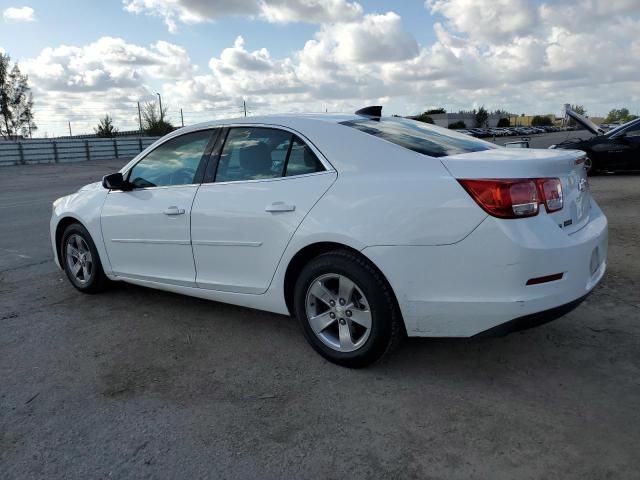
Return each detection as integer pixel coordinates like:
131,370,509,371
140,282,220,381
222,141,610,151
362,199,608,337
473,293,588,337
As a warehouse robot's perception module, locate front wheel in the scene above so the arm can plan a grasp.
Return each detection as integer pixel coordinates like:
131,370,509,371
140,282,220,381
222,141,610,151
61,223,110,293
293,250,402,368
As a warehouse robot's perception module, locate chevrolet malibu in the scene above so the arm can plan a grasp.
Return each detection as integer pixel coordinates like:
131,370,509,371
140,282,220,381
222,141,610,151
50,107,608,367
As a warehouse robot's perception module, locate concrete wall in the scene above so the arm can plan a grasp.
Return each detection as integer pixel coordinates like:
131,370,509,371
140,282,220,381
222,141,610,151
0,137,160,166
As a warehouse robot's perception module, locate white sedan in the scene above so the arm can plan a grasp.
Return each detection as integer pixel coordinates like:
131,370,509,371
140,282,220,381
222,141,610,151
50,108,608,367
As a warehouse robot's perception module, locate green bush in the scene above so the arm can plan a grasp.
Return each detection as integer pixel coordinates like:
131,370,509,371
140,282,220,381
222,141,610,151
497,117,510,127
449,121,466,129
415,113,434,124
532,115,553,126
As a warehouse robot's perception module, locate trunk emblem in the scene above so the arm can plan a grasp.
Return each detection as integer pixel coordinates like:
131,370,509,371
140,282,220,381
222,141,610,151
578,178,588,192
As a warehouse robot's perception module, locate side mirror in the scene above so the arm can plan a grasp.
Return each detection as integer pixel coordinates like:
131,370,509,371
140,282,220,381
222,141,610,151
102,172,130,190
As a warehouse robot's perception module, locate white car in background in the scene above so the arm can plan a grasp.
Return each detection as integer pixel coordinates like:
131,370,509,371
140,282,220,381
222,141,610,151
51,107,608,367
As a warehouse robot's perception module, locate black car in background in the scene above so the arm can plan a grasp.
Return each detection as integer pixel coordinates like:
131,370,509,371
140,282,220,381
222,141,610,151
550,109,640,175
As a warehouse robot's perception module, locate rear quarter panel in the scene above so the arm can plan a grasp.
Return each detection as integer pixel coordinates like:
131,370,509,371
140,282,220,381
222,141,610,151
284,120,487,247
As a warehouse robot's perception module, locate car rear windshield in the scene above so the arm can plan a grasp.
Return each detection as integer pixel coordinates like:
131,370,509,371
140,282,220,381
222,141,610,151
340,117,498,158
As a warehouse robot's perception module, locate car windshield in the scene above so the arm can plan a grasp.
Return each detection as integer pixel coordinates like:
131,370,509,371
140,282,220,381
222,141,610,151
605,117,640,137
340,117,497,158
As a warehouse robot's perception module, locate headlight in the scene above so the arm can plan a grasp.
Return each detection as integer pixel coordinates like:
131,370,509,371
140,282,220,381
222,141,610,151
52,197,63,211
548,144,557,149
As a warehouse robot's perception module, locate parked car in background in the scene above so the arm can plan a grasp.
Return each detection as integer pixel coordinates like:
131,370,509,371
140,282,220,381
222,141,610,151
550,108,640,174
50,108,608,367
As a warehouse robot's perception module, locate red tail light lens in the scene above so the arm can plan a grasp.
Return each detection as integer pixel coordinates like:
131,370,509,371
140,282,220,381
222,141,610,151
458,178,563,219
538,178,563,212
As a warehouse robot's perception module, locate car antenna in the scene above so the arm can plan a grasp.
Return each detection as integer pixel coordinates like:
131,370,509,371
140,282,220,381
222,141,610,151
355,106,382,117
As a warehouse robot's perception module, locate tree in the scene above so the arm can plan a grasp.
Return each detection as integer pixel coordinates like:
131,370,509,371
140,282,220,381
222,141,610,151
567,105,586,127
497,117,510,127
570,104,586,115
475,106,488,128
424,108,446,115
0,53,37,139
415,113,434,124
94,115,118,137
141,101,174,136
532,115,553,126
449,121,466,129
605,108,638,124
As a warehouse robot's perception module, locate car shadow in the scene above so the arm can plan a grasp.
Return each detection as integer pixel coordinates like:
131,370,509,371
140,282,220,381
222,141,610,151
100,281,605,382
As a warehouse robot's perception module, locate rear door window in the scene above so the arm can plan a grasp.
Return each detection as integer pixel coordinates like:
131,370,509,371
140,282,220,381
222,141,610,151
285,136,324,176
214,128,325,182
215,127,291,182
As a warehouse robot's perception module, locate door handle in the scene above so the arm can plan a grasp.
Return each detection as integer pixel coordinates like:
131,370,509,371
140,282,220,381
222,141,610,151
163,206,185,215
265,202,296,213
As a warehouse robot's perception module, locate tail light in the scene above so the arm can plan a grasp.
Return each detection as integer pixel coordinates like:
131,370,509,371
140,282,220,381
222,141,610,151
538,178,563,212
458,178,563,219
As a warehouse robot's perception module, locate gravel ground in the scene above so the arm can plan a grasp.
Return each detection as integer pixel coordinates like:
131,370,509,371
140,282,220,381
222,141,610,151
1,145,639,479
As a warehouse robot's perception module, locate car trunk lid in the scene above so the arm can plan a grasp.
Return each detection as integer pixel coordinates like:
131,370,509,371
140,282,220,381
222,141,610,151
565,108,604,136
441,148,591,234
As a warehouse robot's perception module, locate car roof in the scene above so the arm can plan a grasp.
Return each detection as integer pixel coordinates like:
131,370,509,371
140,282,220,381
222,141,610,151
184,113,362,131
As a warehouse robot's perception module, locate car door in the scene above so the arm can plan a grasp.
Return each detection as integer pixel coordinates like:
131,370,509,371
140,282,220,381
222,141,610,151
101,128,216,286
191,126,337,294
614,123,640,170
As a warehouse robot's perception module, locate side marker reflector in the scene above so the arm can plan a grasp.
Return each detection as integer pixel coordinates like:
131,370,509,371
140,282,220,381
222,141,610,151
526,273,564,286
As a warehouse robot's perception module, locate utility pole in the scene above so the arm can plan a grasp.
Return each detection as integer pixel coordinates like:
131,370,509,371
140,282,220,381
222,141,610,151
243,99,247,117
156,92,163,120
68,121,72,137
180,108,184,127
137,101,143,131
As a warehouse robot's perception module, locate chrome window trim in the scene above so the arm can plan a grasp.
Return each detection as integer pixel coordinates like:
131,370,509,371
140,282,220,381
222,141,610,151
199,170,334,187
107,183,200,194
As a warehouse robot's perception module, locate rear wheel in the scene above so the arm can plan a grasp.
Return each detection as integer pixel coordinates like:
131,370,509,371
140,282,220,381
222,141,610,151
61,223,110,293
293,250,402,368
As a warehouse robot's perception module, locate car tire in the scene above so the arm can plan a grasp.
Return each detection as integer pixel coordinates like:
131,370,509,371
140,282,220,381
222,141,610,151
584,156,599,176
61,223,110,294
293,249,403,368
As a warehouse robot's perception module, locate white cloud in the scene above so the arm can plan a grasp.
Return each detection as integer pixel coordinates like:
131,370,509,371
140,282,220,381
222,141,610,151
122,0,362,32
427,0,539,44
21,37,194,93
18,1,640,136
310,12,419,63
3,6,35,22
260,0,363,23
20,37,198,135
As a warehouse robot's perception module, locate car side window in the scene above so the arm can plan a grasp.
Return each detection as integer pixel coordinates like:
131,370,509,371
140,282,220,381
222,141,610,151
128,130,212,188
215,127,292,182
285,136,324,176
624,126,640,138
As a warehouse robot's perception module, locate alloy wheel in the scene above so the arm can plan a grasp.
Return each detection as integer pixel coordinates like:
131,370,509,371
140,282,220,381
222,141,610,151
305,273,372,352
584,156,592,173
65,234,93,285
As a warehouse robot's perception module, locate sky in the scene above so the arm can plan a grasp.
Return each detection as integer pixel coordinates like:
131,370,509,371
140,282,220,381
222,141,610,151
1,0,639,137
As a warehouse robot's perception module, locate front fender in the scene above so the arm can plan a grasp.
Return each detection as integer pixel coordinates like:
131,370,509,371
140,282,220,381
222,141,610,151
50,186,111,273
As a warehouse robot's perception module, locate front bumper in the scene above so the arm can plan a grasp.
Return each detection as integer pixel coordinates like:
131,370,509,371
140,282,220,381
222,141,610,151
363,199,608,337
